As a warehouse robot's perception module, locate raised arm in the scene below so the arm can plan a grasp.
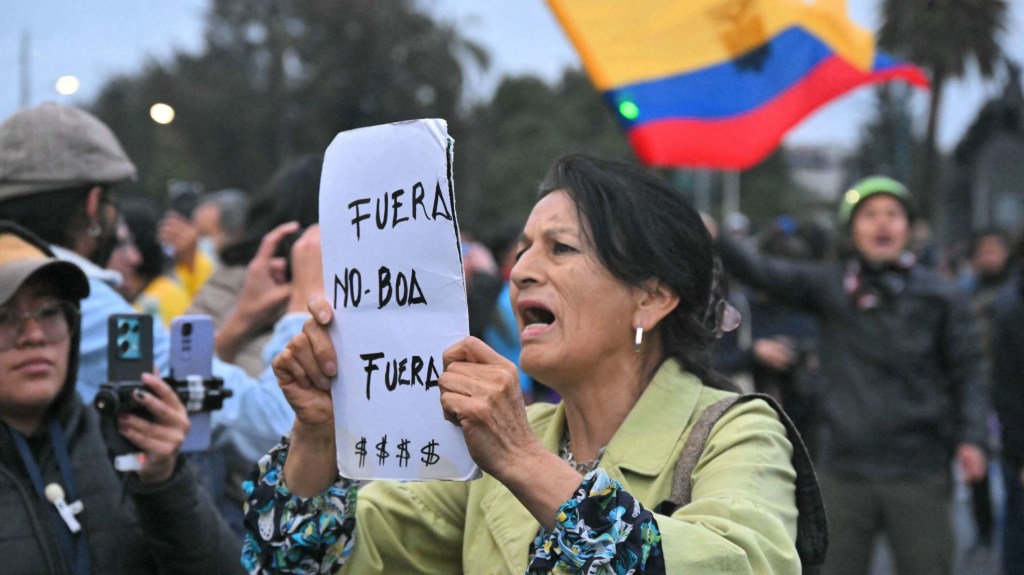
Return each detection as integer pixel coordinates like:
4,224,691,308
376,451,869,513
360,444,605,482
272,308,339,496
440,337,579,531
240,295,357,574
214,221,299,363
717,235,825,312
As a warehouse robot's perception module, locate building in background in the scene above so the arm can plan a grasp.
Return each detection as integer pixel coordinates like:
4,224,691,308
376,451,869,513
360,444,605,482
788,144,851,224
949,60,1024,248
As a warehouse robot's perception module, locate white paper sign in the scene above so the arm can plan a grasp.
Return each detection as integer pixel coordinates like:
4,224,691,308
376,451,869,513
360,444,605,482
319,119,478,481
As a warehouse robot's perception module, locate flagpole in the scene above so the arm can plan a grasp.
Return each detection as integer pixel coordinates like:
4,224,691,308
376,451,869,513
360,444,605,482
723,170,741,217
694,169,712,213
20,30,31,108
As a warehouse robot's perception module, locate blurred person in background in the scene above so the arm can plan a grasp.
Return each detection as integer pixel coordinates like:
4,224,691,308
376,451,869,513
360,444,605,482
0,221,243,574
0,104,313,538
961,228,1012,332
106,218,141,293
480,218,541,404
0,103,173,401
192,188,250,266
723,211,751,242
160,181,216,300
714,217,820,446
462,231,501,339
0,102,300,417
188,155,321,378
181,157,323,533
992,227,1024,575
958,227,1012,553
714,175,989,575
108,198,190,327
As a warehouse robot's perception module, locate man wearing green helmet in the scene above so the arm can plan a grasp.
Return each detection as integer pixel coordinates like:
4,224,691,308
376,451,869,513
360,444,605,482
838,176,914,266
714,176,989,575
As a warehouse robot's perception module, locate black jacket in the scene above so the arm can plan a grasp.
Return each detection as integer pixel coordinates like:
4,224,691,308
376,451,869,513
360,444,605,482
0,395,244,574
719,238,989,479
0,307,243,574
992,279,1024,471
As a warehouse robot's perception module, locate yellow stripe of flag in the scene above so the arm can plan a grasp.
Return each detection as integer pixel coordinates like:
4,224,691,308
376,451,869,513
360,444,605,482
546,0,877,90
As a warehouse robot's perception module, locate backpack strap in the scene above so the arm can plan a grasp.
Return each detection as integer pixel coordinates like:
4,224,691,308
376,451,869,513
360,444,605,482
656,393,828,570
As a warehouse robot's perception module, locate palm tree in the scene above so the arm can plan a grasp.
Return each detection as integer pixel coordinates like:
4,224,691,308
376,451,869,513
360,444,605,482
878,0,1007,224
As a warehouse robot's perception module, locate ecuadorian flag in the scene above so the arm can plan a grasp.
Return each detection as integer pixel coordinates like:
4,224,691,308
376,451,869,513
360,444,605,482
547,0,929,169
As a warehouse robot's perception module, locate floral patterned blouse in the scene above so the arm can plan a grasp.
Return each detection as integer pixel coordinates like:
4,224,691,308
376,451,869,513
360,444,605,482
241,437,665,574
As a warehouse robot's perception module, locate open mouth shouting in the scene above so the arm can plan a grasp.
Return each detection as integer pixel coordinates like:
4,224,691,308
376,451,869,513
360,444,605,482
517,300,555,340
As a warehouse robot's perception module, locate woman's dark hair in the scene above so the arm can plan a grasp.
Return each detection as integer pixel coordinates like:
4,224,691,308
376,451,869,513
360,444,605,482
119,198,170,282
538,154,734,390
220,155,322,266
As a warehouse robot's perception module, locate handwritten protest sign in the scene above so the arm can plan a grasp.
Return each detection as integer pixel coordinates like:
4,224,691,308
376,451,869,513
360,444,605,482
319,119,478,481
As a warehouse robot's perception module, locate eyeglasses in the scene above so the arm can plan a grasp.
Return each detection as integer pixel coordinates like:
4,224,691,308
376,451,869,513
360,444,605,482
0,300,78,352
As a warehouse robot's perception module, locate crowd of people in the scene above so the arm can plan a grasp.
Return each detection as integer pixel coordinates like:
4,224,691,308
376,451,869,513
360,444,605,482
713,183,1024,575
0,99,1020,574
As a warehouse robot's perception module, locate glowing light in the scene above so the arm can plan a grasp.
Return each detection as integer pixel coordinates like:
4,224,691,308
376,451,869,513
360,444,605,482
150,103,176,125
844,189,860,204
55,75,80,96
618,100,640,120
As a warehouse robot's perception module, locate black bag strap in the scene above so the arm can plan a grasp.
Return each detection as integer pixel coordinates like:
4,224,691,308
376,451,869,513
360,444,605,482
656,393,828,571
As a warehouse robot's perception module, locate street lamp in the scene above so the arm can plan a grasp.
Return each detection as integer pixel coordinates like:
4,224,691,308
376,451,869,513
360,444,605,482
55,75,79,96
150,103,175,125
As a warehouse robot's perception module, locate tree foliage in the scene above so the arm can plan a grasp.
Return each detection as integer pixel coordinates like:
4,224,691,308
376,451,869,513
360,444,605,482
845,83,921,186
456,69,634,233
88,0,811,236
737,148,814,228
879,0,1008,221
91,0,487,200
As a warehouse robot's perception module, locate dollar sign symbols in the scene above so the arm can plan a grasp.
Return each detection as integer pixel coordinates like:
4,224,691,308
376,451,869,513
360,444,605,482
355,437,367,468
397,439,411,467
420,439,440,466
376,435,390,466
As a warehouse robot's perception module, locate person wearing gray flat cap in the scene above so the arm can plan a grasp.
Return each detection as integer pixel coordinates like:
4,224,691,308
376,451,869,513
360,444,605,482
0,103,167,402
0,104,317,541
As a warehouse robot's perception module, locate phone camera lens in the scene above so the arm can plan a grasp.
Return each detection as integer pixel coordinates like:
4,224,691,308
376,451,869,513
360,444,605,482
182,323,193,336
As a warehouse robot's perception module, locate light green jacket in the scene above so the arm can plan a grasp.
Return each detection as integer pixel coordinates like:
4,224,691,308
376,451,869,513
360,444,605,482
341,360,800,574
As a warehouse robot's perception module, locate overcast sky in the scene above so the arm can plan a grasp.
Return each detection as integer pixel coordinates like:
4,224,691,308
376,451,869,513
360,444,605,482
2,0,1023,152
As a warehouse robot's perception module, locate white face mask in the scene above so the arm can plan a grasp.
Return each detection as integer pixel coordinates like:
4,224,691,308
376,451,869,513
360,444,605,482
197,236,220,265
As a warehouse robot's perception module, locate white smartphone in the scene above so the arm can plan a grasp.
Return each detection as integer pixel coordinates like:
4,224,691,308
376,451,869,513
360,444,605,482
170,315,215,452
170,315,214,380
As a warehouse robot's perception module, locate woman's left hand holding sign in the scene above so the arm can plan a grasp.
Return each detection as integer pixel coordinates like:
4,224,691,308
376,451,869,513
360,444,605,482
439,337,538,479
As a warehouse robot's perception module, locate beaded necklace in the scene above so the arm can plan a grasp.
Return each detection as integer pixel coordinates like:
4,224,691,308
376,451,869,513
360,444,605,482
559,429,606,474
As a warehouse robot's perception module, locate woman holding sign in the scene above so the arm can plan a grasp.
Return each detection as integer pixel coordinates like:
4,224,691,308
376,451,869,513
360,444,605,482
245,155,807,573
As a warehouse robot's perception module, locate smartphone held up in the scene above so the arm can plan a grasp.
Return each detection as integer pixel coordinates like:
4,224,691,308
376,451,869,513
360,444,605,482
95,314,232,459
